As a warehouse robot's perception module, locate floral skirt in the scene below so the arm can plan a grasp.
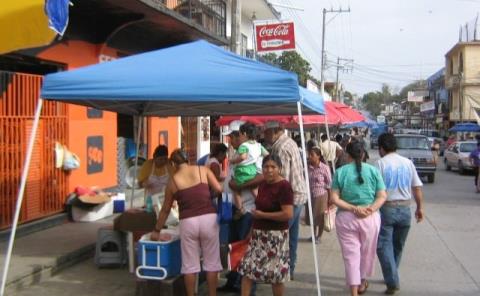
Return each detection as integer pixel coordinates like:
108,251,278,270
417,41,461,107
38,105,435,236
238,229,290,283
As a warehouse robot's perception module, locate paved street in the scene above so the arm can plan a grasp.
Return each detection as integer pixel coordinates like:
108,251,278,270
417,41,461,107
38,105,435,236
11,150,480,296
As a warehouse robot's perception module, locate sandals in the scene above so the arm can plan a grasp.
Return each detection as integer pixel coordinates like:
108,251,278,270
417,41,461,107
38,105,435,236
358,280,369,295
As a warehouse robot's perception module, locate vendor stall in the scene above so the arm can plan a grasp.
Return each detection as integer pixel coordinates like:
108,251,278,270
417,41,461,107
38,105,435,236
2,40,325,296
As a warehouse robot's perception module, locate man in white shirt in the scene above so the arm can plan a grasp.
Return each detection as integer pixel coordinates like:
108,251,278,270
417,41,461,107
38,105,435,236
375,133,424,295
320,134,343,171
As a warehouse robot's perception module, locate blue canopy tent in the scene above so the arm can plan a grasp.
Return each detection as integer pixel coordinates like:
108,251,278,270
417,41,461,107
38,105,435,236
41,40,324,116
2,40,325,296
448,123,480,132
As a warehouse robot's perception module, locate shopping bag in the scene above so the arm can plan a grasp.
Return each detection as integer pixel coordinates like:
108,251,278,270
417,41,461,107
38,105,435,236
63,147,80,170
324,205,337,232
227,238,249,271
217,192,233,223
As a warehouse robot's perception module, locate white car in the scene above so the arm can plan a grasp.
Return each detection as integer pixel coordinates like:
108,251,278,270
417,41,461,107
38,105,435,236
444,141,477,174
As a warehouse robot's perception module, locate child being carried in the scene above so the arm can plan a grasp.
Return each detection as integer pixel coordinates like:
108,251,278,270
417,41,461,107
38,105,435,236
230,123,269,214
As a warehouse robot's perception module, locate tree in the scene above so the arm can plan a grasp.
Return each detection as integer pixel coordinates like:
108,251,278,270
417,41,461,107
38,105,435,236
343,90,354,106
260,52,279,66
362,91,384,116
276,51,312,86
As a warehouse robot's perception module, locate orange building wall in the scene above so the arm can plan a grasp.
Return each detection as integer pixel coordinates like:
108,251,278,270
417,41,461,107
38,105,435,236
37,41,119,191
35,41,180,191
148,117,180,157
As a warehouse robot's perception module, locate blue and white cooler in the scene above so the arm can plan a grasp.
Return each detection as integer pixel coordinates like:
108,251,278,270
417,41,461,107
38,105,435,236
136,229,181,280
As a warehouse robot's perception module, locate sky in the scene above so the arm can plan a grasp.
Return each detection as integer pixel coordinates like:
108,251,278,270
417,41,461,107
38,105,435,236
270,0,480,96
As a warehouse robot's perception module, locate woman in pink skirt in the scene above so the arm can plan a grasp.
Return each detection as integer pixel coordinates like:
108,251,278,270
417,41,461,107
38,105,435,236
331,140,387,296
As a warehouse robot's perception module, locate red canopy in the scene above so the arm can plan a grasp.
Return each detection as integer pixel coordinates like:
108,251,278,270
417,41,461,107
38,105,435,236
216,102,364,126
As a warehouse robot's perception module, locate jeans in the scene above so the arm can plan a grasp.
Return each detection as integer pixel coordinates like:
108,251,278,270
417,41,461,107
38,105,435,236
288,205,303,275
376,205,411,288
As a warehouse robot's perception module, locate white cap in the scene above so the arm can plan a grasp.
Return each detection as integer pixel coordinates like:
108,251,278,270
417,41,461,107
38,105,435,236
222,120,245,135
264,120,281,129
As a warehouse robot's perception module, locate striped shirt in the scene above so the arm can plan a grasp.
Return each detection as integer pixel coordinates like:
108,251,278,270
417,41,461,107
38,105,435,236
271,134,307,205
308,162,331,197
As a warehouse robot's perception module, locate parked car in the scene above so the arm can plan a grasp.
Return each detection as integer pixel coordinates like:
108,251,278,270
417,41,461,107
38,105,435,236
444,141,477,174
394,134,437,183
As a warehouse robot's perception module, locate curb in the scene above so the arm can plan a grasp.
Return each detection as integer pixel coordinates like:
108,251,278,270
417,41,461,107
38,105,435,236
5,243,95,294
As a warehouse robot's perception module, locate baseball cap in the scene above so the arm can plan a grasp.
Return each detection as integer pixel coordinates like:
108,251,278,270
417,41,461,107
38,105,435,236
222,120,245,136
264,120,281,129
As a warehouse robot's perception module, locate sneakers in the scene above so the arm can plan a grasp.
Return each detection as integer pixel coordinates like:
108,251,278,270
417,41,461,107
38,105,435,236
385,286,400,294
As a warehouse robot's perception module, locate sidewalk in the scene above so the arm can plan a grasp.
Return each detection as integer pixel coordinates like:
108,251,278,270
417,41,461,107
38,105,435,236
0,189,145,295
4,174,480,296
0,215,114,295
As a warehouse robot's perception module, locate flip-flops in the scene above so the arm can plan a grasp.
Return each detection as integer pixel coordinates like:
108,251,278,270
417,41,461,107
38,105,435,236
358,280,369,295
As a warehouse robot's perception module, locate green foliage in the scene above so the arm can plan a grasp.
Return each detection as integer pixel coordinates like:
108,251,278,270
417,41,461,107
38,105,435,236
343,90,354,106
362,91,384,116
259,51,313,87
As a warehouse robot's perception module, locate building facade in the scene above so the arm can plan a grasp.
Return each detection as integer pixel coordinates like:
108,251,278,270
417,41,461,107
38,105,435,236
426,68,449,134
0,0,279,229
445,42,480,124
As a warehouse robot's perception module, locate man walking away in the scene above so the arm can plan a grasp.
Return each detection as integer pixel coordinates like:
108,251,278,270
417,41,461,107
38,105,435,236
320,134,343,173
375,133,424,295
264,120,307,280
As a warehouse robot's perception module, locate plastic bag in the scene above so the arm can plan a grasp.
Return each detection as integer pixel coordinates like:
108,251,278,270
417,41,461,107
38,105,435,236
228,238,249,271
324,205,337,232
63,147,80,170
217,192,233,223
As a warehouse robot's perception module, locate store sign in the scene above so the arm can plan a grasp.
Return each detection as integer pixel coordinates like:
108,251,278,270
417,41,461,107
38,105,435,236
87,136,103,174
420,100,435,112
407,90,427,103
255,21,295,52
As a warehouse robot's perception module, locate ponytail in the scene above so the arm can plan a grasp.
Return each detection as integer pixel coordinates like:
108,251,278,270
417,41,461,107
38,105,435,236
346,140,365,184
354,158,364,184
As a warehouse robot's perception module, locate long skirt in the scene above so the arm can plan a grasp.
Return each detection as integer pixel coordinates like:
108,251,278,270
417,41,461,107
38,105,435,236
238,229,290,283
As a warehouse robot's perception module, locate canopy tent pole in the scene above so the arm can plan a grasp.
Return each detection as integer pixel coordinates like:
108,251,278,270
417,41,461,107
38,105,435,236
0,99,44,296
130,116,143,209
297,102,322,296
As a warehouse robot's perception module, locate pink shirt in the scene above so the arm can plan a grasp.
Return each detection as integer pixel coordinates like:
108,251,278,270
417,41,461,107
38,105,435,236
308,162,332,197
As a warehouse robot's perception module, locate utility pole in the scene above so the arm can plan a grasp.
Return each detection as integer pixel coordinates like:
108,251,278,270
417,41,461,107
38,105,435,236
320,7,350,96
334,57,354,103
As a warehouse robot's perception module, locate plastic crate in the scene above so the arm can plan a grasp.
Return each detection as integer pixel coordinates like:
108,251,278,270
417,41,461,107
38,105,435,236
136,230,181,280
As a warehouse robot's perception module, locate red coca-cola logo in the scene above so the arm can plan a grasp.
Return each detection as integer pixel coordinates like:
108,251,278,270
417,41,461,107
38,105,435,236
258,24,291,38
255,22,296,52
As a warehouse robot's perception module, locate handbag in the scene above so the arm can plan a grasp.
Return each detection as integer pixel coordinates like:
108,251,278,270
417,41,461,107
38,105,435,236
227,238,249,271
217,192,233,223
324,205,337,232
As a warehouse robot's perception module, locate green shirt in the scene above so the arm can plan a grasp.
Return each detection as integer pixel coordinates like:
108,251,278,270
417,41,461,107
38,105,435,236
332,162,385,206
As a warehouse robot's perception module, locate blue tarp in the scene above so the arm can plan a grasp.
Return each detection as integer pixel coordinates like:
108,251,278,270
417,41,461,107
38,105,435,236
41,40,324,116
448,123,480,132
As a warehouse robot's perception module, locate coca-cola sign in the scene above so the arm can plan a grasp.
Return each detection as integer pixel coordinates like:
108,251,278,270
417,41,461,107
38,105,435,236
255,21,295,52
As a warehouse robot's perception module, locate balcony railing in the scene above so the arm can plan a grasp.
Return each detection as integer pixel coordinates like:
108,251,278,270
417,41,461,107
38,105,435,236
161,0,226,38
